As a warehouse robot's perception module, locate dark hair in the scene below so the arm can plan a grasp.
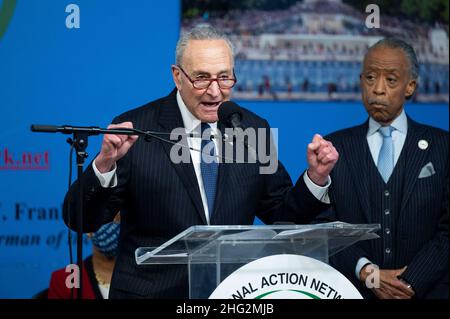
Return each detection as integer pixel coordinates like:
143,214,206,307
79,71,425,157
366,38,419,80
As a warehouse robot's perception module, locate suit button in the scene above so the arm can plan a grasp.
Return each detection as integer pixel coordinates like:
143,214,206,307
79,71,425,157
385,228,390,234
384,190,390,196
385,248,391,254
384,209,390,215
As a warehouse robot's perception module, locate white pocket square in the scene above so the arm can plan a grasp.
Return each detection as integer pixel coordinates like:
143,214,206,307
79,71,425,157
418,162,435,179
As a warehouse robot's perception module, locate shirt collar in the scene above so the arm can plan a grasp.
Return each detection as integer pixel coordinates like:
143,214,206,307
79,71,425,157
176,90,217,134
367,108,408,137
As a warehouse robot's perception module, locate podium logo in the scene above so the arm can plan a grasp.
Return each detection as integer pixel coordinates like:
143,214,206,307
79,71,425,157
0,0,16,40
0,147,50,170
210,255,363,299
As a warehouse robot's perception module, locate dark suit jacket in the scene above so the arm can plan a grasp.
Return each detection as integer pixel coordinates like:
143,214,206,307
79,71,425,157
63,89,327,298
322,116,448,299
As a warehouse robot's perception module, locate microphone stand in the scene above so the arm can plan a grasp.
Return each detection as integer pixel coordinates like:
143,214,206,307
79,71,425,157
30,124,154,299
71,131,88,300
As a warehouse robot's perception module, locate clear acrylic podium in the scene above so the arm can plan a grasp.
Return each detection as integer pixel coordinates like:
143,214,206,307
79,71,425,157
135,222,380,299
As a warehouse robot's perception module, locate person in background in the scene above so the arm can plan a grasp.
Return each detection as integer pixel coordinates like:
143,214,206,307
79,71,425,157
317,38,448,299
48,215,120,299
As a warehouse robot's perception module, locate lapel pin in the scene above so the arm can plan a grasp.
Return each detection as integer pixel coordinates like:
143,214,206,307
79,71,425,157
418,139,428,150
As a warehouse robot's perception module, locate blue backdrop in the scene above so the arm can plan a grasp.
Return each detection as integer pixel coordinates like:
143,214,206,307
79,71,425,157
0,0,447,298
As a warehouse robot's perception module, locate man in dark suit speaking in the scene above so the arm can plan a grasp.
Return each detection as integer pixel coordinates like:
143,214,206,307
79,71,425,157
322,38,448,299
63,26,339,298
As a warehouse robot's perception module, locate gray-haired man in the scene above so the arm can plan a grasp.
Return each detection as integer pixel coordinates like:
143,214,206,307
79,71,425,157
63,25,339,298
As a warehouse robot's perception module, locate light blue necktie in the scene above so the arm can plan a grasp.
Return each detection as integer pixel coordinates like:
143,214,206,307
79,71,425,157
200,123,218,217
377,126,395,183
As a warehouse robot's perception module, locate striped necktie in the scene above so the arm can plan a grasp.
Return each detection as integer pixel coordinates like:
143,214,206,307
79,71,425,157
200,123,218,217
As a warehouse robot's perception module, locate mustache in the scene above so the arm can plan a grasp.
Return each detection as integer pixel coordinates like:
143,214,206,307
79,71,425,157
368,99,388,106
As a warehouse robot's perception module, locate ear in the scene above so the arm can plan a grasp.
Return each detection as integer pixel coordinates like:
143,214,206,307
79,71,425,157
171,65,182,90
405,79,417,99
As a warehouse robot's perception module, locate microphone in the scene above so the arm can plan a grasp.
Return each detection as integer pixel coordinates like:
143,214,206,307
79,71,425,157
31,124,208,139
31,124,106,135
30,124,60,133
30,124,235,162
218,101,257,161
218,101,245,130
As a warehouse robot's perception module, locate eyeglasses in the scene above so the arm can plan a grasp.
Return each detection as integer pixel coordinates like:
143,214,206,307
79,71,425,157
177,66,237,90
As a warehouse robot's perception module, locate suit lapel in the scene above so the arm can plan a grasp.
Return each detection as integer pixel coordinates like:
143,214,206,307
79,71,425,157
157,91,207,224
400,118,429,211
343,122,372,221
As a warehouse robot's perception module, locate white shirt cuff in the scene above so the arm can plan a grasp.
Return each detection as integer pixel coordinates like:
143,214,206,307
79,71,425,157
355,257,373,280
303,171,331,204
92,159,117,188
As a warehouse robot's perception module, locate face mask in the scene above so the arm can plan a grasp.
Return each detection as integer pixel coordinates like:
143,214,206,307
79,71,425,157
91,222,120,258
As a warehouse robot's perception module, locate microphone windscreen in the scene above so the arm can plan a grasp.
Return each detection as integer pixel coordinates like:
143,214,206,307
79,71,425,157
218,101,242,125
30,124,59,132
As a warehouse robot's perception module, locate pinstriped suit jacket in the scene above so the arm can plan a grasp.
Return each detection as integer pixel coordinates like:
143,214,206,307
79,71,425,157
63,89,328,298
323,116,448,299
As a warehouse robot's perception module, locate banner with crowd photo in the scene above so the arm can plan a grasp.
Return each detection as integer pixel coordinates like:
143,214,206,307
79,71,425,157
182,0,449,102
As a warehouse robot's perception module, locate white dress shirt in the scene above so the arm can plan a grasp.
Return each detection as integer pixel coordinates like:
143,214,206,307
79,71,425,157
175,91,219,224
